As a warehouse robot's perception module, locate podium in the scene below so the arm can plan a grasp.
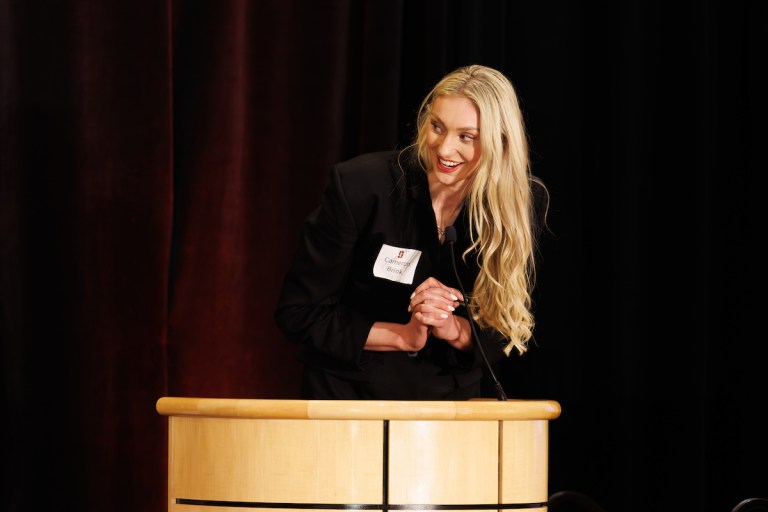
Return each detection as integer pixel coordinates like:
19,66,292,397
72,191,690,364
156,398,561,512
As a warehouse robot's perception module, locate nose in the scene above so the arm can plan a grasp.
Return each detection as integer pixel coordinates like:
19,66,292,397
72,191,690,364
437,134,459,156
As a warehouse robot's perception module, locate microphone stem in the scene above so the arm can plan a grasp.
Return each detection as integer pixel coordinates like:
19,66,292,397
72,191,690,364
447,243,508,401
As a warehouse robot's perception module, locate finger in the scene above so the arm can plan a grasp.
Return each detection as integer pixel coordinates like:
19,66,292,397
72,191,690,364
446,287,463,303
414,312,445,327
410,280,463,312
421,288,460,308
414,303,452,321
411,277,447,297
429,283,462,303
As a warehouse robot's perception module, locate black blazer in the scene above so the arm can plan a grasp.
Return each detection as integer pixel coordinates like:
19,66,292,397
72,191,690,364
275,149,541,399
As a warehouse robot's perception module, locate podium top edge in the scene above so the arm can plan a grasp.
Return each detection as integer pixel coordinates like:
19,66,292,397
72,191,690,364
155,397,561,420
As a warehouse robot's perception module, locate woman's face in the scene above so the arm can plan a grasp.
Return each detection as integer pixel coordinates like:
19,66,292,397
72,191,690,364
425,95,482,188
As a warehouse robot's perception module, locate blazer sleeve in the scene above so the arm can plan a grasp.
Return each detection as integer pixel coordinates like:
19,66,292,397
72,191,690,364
274,165,375,369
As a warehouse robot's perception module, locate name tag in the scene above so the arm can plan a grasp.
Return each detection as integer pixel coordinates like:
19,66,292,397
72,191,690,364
372,244,421,285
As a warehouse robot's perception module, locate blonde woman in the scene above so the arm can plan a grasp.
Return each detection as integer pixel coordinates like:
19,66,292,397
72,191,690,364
275,65,548,399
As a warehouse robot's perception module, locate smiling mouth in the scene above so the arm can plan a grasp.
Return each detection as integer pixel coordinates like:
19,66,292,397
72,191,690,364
437,157,461,171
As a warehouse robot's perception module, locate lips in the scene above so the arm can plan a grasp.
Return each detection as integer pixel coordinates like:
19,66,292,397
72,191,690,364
436,157,461,173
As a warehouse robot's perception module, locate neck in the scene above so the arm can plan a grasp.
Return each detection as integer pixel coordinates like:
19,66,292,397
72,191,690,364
430,185,467,240
428,174,470,213
427,170,473,242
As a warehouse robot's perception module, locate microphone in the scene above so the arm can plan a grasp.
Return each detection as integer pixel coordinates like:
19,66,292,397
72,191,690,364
444,226,508,401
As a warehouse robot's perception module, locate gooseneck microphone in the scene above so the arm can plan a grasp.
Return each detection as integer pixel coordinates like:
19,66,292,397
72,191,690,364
444,226,508,401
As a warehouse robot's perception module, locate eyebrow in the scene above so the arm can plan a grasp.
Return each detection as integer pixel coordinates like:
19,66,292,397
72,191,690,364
430,113,480,132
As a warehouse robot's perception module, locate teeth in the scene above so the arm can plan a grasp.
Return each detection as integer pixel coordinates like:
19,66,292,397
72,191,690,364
439,158,460,168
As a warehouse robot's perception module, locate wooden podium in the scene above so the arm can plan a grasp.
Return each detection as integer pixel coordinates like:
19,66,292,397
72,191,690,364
156,398,561,512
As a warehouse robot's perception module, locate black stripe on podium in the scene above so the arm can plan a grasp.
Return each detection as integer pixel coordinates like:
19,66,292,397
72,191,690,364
175,499,548,509
383,420,389,510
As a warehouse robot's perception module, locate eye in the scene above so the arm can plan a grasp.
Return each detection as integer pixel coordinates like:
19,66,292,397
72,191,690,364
431,122,444,133
460,133,476,142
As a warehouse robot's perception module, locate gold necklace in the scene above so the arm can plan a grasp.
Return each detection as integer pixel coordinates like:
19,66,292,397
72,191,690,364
437,226,445,239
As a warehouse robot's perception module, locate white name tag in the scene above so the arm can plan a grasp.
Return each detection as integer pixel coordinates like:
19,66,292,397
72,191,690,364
372,244,421,285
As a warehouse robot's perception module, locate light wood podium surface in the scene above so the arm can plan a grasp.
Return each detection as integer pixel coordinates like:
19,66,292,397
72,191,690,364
157,397,561,512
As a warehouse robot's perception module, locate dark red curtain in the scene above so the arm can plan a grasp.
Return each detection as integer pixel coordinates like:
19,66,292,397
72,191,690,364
2,2,766,512
2,1,173,510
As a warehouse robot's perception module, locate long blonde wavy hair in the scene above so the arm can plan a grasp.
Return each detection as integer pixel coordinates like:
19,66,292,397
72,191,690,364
414,64,544,356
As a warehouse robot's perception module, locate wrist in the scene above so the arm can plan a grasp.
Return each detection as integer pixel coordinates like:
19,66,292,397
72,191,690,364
447,316,472,350
399,321,428,352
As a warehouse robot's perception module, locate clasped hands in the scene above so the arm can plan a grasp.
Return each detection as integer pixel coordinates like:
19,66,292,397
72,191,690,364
403,277,472,352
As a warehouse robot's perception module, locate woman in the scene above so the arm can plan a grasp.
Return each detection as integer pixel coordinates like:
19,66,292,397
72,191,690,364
274,64,548,400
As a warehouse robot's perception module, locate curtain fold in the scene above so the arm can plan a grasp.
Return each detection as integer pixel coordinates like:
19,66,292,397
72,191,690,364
1,1,173,510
